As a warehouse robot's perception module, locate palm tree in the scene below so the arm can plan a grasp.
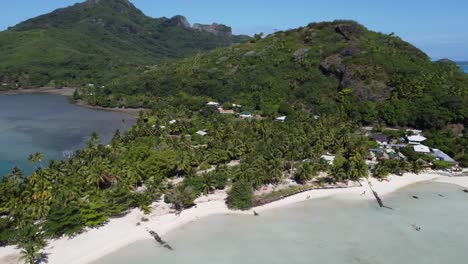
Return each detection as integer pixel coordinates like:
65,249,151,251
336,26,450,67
28,152,44,170
200,173,216,194
18,228,46,264
19,242,42,264
126,164,144,190
295,163,317,184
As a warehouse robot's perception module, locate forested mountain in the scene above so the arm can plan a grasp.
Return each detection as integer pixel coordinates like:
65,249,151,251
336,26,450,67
0,0,249,88
100,21,467,131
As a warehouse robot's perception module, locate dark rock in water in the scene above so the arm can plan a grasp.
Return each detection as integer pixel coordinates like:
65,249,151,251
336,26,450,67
411,224,421,232
412,196,419,199
463,190,468,193
148,230,173,250
438,194,444,197
253,210,259,216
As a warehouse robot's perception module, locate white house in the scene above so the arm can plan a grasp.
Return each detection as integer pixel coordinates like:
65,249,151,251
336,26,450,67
413,144,430,153
207,102,220,106
169,120,177,124
408,135,427,145
276,116,286,122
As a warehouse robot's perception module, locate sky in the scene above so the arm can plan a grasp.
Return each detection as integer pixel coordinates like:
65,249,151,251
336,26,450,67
1,0,467,60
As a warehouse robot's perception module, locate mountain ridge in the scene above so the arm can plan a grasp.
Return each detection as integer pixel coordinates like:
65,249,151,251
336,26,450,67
0,0,250,88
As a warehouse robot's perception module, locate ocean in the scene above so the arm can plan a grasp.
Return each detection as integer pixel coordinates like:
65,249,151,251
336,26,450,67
0,94,136,176
94,182,468,264
457,62,468,73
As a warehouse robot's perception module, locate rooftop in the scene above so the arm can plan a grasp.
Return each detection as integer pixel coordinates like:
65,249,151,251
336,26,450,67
413,144,430,153
408,135,427,143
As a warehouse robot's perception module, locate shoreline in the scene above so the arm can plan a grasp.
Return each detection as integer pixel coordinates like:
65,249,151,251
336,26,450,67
1,172,468,264
0,87,148,116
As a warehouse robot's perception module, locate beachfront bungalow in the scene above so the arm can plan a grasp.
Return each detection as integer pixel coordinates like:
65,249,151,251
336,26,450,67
431,149,456,163
413,144,431,153
239,111,253,119
407,135,427,145
276,116,286,122
372,134,389,146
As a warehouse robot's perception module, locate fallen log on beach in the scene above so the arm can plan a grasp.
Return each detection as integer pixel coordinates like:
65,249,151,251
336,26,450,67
463,190,468,193
370,189,393,210
147,230,174,250
367,180,393,210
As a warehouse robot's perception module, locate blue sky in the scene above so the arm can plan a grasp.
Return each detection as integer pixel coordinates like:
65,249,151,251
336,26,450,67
1,0,467,60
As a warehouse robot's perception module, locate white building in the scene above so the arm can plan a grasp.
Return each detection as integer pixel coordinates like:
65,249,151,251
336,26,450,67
276,116,286,122
207,102,220,106
408,135,427,145
169,120,177,124
413,144,430,153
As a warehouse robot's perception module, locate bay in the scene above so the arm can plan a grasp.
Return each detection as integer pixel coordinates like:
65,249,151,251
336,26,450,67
0,94,136,176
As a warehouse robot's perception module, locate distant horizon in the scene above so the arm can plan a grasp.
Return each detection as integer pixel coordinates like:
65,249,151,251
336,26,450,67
1,0,467,61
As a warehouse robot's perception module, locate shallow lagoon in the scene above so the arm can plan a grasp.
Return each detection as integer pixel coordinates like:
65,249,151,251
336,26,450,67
94,182,468,264
0,94,136,176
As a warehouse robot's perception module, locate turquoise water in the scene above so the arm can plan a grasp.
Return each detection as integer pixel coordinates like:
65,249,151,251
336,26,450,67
0,94,136,176
456,62,468,73
94,182,468,264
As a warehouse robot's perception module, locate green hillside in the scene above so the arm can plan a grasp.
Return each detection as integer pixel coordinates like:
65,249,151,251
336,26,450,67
99,21,467,130
0,0,249,88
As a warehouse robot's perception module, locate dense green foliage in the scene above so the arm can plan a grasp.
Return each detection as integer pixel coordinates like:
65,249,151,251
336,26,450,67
226,180,253,210
0,100,372,246
0,0,249,88
81,20,467,163
96,21,467,128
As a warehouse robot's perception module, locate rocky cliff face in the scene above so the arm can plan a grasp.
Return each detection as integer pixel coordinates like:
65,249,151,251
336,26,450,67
163,15,191,29
192,23,233,38
319,23,394,102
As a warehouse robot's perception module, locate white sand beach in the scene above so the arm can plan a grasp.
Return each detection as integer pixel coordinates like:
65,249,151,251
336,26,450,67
1,172,467,264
